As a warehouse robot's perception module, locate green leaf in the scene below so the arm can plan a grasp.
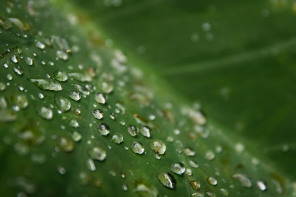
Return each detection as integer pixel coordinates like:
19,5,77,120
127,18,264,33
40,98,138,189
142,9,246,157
0,0,295,197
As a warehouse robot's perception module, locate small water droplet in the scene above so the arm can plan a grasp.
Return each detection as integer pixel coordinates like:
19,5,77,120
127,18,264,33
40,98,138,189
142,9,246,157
202,22,211,31
56,50,68,60
0,97,7,109
89,146,106,161
31,79,62,91
38,106,53,120
111,133,124,144
69,72,92,82
127,125,138,136
232,173,252,188
58,136,74,152
257,181,267,191
0,82,6,91
97,123,110,136
36,41,45,49
189,160,199,168
86,158,96,171
157,172,176,189
11,55,18,63
92,109,103,120
207,177,217,186
183,148,195,157
55,96,71,112
68,91,81,101
220,188,229,196
140,126,151,138
192,192,204,197
54,71,68,82
57,165,66,175
72,131,82,142
14,94,28,109
94,93,106,104
13,66,23,75
100,81,113,94
69,119,79,128
190,180,201,191
170,162,185,175
7,74,13,80
149,140,166,155
122,184,128,191
25,57,33,66
131,141,145,155
205,150,215,160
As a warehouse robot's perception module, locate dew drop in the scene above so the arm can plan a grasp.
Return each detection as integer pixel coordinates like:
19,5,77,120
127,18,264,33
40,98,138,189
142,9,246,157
189,160,199,168
68,91,81,101
14,95,28,109
0,97,7,109
69,72,92,82
89,146,107,161
190,180,201,191
220,188,229,196
149,140,166,155
56,50,68,60
205,150,215,160
170,162,185,175
54,71,68,82
13,66,23,75
131,141,145,155
25,57,33,66
97,123,110,136
92,109,103,120
157,172,176,189
192,192,204,197
94,93,106,104
36,41,45,49
38,106,53,120
111,133,124,144
140,126,151,138
122,184,128,191
0,82,6,91
207,177,217,186
55,96,71,112
232,173,252,188
257,181,267,191
57,165,66,175
183,148,195,157
72,131,82,142
69,119,79,128
58,136,74,152
11,55,18,63
100,81,113,94
31,79,62,91
86,158,96,171
127,125,138,136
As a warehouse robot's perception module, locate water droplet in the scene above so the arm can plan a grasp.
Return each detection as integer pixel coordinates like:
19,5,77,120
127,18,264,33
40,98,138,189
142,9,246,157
92,109,103,120
157,172,176,189
149,140,166,155
122,184,128,191
170,162,185,175
111,133,124,144
68,91,81,101
140,126,151,138
14,95,28,109
205,150,215,160
183,148,195,157
89,146,106,161
232,173,252,188
25,57,33,66
127,125,138,136
56,50,68,60
36,41,45,49
72,131,82,142
0,97,7,109
207,177,217,186
54,71,68,82
190,180,201,191
0,109,17,122
57,165,66,175
38,106,53,120
0,82,6,91
7,74,13,80
202,22,211,31
58,136,74,152
192,192,204,197
86,158,96,171
97,123,110,136
31,79,62,91
131,141,145,155
94,93,106,104
189,160,199,168
11,55,18,63
220,188,229,196
55,96,71,112
69,72,92,82
69,119,79,128
257,181,267,191
100,81,113,94
13,66,23,75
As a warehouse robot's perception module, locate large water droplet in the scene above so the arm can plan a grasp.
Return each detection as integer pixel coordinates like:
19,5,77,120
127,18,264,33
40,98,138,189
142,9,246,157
170,162,185,175
140,126,151,138
131,141,145,155
94,93,106,104
89,146,106,161
111,133,124,144
190,180,201,191
55,96,71,112
31,79,62,91
97,123,110,136
149,140,166,155
92,109,103,120
157,172,176,189
54,71,68,82
38,106,53,120
68,91,81,101
232,173,252,188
